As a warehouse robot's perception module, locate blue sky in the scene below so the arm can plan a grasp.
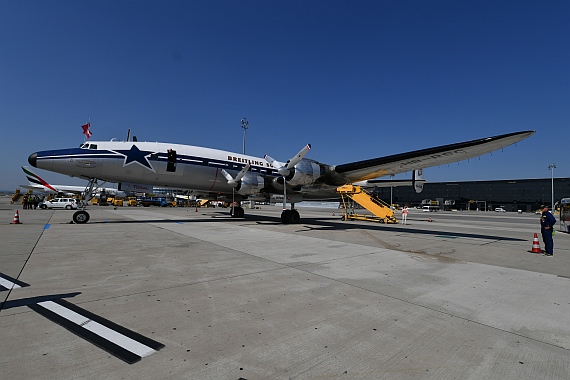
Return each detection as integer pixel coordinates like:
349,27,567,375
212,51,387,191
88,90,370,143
1,1,568,191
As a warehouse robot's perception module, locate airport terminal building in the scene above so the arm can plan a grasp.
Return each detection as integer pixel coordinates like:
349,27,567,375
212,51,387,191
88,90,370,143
374,177,570,212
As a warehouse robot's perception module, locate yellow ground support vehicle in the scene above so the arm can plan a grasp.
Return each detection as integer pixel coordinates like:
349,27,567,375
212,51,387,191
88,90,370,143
127,197,138,206
113,197,124,207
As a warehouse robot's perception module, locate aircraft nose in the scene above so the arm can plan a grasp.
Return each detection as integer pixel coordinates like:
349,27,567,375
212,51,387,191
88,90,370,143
28,152,37,167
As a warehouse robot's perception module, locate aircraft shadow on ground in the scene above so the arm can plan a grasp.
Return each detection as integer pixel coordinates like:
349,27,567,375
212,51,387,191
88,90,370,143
86,211,525,242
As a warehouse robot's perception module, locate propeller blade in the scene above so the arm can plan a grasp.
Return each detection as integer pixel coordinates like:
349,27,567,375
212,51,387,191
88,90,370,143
234,163,251,182
221,169,236,186
263,154,283,169
285,144,311,170
221,164,250,188
265,144,311,177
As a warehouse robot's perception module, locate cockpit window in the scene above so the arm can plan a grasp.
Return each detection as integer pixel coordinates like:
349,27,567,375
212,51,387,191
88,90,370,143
79,143,97,149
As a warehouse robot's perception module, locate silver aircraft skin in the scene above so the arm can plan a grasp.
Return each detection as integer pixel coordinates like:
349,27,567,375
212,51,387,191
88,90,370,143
27,130,534,223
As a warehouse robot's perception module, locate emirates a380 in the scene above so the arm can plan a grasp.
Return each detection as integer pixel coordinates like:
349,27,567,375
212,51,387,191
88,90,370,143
27,130,534,224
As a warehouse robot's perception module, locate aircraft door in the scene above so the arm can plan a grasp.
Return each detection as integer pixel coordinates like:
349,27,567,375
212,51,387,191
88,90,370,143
157,145,184,177
167,149,177,172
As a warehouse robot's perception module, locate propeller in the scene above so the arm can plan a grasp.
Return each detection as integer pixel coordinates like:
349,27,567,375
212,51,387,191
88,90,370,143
221,163,250,218
264,144,311,177
221,163,250,188
264,144,311,220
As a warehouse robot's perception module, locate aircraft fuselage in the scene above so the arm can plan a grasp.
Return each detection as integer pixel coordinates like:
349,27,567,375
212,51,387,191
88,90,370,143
28,141,333,198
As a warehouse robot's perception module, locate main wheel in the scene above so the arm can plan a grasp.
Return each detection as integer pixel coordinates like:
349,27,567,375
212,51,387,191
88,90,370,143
289,210,300,224
281,210,300,224
72,210,90,224
230,206,245,218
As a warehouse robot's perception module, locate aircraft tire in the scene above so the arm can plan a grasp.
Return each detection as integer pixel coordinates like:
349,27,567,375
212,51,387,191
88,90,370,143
230,206,245,218
281,210,289,224
281,210,300,224
73,210,90,224
289,210,300,224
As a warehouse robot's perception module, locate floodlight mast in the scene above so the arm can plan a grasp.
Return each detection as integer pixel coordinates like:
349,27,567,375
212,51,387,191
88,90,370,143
241,118,249,155
548,163,556,210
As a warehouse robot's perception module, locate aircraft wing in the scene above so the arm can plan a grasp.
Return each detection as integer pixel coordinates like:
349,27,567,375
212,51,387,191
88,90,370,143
330,131,534,184
353,179,424,188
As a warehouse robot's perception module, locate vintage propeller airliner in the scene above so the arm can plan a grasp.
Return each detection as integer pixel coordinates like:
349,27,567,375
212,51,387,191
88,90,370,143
27,130,534,224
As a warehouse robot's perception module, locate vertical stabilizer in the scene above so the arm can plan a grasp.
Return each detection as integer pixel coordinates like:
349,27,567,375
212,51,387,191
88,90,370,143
413,169,424,193
21,166,58,192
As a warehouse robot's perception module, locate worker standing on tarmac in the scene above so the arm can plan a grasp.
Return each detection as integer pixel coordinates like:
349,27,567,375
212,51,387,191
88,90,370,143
540,205,556,256
402,205,409,225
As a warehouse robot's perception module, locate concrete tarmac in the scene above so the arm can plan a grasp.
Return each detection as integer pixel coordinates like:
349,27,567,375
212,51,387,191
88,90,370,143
1,195,569,379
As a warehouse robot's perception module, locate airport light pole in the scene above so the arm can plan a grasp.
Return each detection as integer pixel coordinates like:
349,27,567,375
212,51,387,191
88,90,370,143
241,118,249,155
390,175,393,207
548,163,556,210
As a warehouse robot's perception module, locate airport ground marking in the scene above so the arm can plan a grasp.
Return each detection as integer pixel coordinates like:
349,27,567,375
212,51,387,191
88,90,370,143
29,299,164,363
0,272,29,291
0,272,164,364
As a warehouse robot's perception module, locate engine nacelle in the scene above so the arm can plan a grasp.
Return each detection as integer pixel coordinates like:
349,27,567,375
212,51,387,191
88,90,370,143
236,173,265,195
283,160,321,186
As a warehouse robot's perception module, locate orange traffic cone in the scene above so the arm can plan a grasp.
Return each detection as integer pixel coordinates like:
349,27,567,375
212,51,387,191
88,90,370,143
11,210,22,224
428,216,432,222
332,211,335,216
531,233,541,253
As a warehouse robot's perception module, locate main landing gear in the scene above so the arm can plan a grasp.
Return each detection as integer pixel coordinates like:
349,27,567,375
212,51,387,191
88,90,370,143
281,207,300,224
229,205,245,218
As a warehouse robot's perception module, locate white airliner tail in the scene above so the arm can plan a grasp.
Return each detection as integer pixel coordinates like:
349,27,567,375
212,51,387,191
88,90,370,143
21,166,59,193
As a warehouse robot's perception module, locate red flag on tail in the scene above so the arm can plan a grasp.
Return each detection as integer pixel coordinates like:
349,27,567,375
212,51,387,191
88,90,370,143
81,122,92,139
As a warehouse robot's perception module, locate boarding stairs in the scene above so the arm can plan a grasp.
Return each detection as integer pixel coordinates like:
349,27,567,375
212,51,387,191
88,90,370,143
11,189,21,204
336,185,398,224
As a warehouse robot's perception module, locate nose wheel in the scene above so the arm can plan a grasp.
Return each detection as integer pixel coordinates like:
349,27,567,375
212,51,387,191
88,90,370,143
73,210,90,224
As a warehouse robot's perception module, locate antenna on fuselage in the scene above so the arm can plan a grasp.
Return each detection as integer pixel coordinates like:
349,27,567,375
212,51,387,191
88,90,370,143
127,128,131,142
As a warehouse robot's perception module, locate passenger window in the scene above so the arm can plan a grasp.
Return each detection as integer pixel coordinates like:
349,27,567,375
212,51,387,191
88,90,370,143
90,144,97,149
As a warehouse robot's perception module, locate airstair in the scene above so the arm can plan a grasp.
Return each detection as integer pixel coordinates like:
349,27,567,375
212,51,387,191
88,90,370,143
336,185,398,224
11,189,21,204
